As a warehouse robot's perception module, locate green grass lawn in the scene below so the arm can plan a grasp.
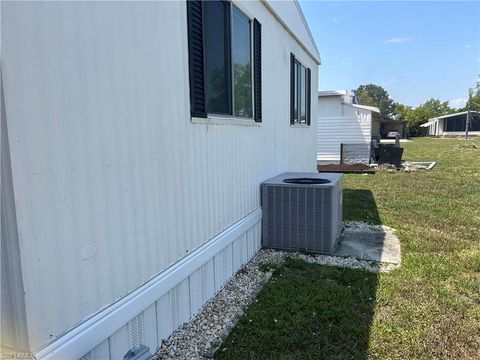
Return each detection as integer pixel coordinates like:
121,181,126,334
215,138,480,359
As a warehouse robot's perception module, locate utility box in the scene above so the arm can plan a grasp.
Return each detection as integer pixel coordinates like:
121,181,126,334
261,172,343,254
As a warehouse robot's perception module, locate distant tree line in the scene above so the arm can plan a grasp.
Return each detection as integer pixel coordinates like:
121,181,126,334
352,79,480,135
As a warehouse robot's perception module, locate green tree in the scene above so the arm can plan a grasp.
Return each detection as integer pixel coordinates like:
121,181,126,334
464,78,480,111
393,103,413,123
398,98,453,134
413,98,451,125
353,84,396,121
392,99,453,134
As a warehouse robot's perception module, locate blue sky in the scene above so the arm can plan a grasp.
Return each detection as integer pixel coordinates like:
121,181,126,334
299,1,480,107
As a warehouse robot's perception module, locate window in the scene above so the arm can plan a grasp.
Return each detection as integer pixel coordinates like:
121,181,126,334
187,0,261,122
232,6,253,118
290,54,311,125
299,64,306,123
204,1,232,115
293,62,298,123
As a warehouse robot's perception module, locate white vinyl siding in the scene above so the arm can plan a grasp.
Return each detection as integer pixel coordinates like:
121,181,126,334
317,112,372,163
2,0,318,353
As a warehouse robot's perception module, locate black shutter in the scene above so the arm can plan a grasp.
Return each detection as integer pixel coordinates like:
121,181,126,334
253,19,262,122
290,53,295,125
187,1,207,118
306,67,311,125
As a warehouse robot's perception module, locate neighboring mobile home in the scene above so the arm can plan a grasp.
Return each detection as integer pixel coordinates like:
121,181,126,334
421,111,480,137
1,1,319,358
317,90,380,164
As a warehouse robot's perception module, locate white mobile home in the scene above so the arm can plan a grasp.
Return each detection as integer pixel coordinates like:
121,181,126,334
317,91,380,164
421,111,480,137
1,1,319,358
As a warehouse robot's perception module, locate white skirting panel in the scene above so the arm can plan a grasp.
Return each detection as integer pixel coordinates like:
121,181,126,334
36,209,262,360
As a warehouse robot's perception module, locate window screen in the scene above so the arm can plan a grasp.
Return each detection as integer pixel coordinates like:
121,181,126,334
445,115,465,132
469,113,480,131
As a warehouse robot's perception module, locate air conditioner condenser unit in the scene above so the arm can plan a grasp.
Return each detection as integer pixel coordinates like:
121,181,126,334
261,172,343,254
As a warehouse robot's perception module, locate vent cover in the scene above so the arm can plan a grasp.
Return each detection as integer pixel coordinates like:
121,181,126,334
129,313,144,348
261,172,343,254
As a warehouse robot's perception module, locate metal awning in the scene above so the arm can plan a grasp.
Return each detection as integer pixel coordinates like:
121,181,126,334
420,119,439,127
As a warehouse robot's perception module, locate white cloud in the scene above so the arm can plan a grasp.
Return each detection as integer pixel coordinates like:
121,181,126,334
465,44,471,48
449,98,467,109
331,18,341,24
383,37,412,44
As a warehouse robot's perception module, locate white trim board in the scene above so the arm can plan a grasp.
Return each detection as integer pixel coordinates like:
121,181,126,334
35,208,262,360
261,0,320,64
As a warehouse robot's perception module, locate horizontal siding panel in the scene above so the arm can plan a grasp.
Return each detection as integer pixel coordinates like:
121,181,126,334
317,114,371,163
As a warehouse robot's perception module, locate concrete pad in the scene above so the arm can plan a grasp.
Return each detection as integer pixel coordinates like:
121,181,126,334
334,222,401,264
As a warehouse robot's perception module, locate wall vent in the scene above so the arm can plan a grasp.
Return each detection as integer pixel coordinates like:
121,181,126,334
129,313,144,348
169,286,178,328
261,172,343,254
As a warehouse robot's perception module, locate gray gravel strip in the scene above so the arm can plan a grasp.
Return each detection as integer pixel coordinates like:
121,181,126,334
152,253,273,360
153,223,400,359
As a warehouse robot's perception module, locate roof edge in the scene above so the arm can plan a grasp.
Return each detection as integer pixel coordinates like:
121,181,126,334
344,103,381,113
261,0,321,65
293,0,321,62
420,119,438,127
428,110,480,121
318,90,348,97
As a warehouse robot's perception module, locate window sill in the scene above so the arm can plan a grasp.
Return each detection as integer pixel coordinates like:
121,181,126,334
290,124,310,128
191,115,260,127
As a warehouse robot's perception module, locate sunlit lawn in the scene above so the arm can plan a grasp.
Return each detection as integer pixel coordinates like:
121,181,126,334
215,138,480,359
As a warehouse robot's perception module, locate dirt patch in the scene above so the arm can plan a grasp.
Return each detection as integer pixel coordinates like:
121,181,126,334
376,163,397,171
